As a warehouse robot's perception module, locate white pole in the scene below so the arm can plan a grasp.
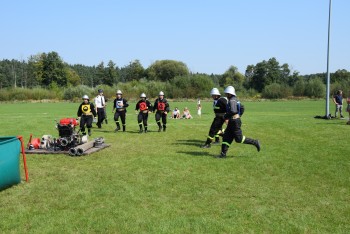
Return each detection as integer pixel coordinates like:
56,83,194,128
325,0,332,118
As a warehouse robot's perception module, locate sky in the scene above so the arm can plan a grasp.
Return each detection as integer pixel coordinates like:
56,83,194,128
1,0,349,75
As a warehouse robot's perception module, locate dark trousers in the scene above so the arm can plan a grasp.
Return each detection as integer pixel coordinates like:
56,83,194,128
138,112,149,128
155,111,167,127
97,108,105,125
80,115,93,132
222,118,244,145
208,116,225,138
114,111,126,127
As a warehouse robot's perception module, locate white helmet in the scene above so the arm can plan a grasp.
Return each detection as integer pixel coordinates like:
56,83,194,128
210,88,221,96
82,95,89,100
224,86,236,96
140,93,146,98
159,91,164,96
116,90,122,95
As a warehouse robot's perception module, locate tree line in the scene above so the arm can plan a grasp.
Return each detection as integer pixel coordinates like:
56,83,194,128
0,51,349,100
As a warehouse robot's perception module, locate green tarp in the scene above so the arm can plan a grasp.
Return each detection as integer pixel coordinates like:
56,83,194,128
0,137,21,191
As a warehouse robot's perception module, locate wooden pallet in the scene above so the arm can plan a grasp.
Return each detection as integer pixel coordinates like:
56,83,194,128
24,144,111,156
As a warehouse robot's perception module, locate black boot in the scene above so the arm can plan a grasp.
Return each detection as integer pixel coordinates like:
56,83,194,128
212,137,220,145
163,125,166,132
123,125,126,132
115,123,120,132
216,144,229,158
144,126,148,133
139,124,143,133
88,128,91,136
243,138,260,152
200,138,212,148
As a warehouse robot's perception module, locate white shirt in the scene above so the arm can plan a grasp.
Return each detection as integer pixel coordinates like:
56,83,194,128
95,95,105,108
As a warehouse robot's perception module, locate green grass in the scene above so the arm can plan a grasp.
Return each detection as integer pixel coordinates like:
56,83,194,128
0,100,349,233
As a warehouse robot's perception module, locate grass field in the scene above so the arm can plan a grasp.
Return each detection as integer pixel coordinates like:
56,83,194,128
0,100,349,233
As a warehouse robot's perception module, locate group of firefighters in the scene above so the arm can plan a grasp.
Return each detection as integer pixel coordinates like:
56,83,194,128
77,86,260,158
77,89,169,136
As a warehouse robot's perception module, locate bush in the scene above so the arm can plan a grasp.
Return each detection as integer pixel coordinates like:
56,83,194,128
0,87,60,101
0,90,10,101
63,85,93,101
293,80,306,97
330,81,350,97
30,87,60,100
170,74,213,99
305,79,325,98
262,83,292,99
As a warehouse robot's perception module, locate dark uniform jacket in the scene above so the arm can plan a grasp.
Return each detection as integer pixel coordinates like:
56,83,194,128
136,99,152,112
77,102,97,117
153,98,170,113
113,98,129,112
213,97,228,115
224,96,244,120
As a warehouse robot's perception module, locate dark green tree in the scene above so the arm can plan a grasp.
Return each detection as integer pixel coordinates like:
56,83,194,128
95,62,107,86
250,60,268,92
247,57,291,92
106,60,118,85
66,68,81,86
146,60,189,82
120,60,145,82
41,51,68,87
70,64,96,87
221,66,245,90
332,69,350,83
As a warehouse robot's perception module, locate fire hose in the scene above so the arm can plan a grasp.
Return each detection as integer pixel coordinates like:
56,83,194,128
69,141,95,156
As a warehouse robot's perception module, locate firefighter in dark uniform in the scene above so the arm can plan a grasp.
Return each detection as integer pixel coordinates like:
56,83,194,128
218,86,260,158
201,88,228,148
77,95,97,136
112,90,129,132
135,93,152,133
153,91,170,132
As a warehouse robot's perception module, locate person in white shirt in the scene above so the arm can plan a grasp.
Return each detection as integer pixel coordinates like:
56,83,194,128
94,89,106,128
172,107,180,119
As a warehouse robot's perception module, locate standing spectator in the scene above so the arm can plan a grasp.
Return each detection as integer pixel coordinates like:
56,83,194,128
94,89,106,128
77,95,97,136
153,91,170,132
112,90,129,132
218,86,260,158
135,93,152,133
201,88,227,148
197,103,202,118
333,90,344,118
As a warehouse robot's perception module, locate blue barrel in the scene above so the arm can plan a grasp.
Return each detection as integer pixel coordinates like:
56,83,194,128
0,136,21,190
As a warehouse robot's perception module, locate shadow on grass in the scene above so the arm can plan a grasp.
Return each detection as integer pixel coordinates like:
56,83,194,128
125,130,162,134
177,150,236,159
177,150,211,157
315,120,348,125
173,139,204,147
93,129,159,134
93,129,111,133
